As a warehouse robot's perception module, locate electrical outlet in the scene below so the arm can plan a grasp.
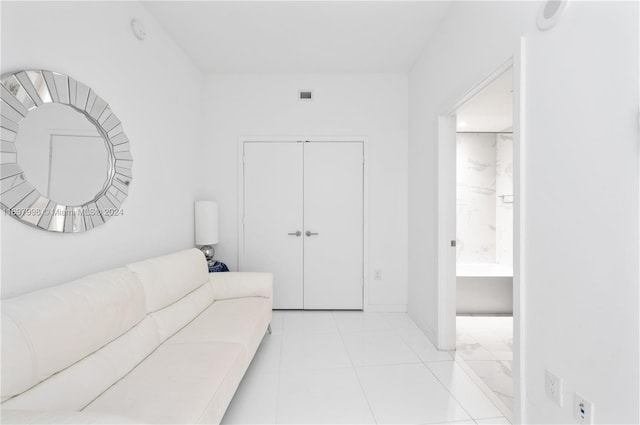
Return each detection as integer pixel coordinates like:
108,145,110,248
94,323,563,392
374,270,383,280
574,392,594,424
545,369,563,407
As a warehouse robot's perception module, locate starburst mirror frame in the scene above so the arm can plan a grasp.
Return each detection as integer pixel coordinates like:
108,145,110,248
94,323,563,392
0,70,133,232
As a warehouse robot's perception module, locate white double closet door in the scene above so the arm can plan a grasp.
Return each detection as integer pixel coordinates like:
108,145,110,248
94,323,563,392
243,141,363,310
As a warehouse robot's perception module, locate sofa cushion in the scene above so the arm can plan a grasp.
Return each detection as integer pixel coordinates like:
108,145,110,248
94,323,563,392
149,282,214,342
1,267,145,400
209,272,272,300
127,249,209,314
2,317,160,412
83,342,246,425
167,297,271,366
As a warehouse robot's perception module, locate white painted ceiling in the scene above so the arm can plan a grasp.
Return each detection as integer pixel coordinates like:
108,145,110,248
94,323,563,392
456,69,513,133
143,1,451,73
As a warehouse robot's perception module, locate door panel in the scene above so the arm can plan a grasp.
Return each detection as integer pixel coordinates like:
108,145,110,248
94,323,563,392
303,142,363,309
243,142,303,309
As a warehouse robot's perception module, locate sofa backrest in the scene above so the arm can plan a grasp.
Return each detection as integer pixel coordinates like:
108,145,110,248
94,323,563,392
1,248,213,411
127,248,209,314
127,248,214,341
1,267,145,402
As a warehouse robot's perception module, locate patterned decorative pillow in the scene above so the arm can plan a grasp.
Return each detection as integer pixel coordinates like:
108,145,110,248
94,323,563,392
208,261,229,273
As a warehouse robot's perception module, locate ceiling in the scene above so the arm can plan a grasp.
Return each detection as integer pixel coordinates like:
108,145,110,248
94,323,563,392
143,1,451,74
456,69,513,133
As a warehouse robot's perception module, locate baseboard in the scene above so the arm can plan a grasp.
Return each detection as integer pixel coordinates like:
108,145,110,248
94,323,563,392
422,323,436,344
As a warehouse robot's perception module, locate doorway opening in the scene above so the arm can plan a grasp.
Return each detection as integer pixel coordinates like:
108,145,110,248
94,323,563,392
454,68,515,419
436,47,525,423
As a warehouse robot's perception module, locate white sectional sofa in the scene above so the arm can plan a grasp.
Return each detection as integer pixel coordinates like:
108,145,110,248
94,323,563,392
1,249,273,424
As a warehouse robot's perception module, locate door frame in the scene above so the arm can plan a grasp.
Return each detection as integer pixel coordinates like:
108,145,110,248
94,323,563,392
237,136,371,310
436,38,527,422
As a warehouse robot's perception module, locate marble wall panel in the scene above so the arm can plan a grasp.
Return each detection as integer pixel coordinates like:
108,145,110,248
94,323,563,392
495,134,513,266
456,133,497,263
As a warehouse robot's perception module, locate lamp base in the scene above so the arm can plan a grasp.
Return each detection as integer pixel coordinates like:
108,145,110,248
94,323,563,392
199,245,216,266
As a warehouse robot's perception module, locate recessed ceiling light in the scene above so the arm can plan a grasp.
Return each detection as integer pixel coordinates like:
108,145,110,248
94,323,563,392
457,120,468,129
537,0,569,31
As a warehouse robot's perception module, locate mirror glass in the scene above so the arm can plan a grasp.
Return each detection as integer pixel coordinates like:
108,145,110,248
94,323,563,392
15,103,110,206
0,70,133,233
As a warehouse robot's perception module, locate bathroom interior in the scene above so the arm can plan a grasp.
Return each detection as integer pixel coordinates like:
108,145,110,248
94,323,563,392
454,69,515,415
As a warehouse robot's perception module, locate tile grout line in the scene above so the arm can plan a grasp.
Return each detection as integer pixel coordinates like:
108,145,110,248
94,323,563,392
333,311,379,425
389,314,476,423
475,416,511,424
403,314,506,424
456,317,514,423
452,355,514,423
268,312,510,425
420,361,476,423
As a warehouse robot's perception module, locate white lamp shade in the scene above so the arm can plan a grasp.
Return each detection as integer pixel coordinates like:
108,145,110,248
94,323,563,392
195,201,219,245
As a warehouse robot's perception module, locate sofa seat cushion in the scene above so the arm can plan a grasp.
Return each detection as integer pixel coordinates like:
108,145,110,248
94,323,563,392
167,297,271,365
83,342,245,425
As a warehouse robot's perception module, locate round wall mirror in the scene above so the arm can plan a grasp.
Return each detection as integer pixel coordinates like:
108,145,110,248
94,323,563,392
0,70,133,232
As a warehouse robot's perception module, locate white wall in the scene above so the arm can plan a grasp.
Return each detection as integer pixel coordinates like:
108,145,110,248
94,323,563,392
408,1,639,423
1,1,204,297
523,3,638,421
202,74,409,309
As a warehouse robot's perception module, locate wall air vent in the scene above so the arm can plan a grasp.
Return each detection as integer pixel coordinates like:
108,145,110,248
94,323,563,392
298,90,313,101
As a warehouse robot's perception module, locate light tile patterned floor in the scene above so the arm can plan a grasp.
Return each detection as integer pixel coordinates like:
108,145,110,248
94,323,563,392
455,316,514,415
221,311,509,425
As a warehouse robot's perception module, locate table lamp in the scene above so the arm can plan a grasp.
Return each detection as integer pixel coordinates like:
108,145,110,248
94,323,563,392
195,201,219,265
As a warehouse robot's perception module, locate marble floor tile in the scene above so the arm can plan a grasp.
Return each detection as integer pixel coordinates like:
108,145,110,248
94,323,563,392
356,363,470,424
455,315,514,413
453,340,497,361
280,331,351,371
332,311,392,333
464,360,514,411
467,329,513,361
426,361,502,419
277,368,374,424
282,311,339,335
397,328,453,362
486,350,513,362
247,333,283,374
224,311,518,424
475,416,511,424
341,330,421,367
221,368,279,424
382,312,420,330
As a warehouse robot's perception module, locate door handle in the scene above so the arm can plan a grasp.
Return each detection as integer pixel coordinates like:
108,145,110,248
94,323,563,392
305,231,319,237
288,231,302,237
